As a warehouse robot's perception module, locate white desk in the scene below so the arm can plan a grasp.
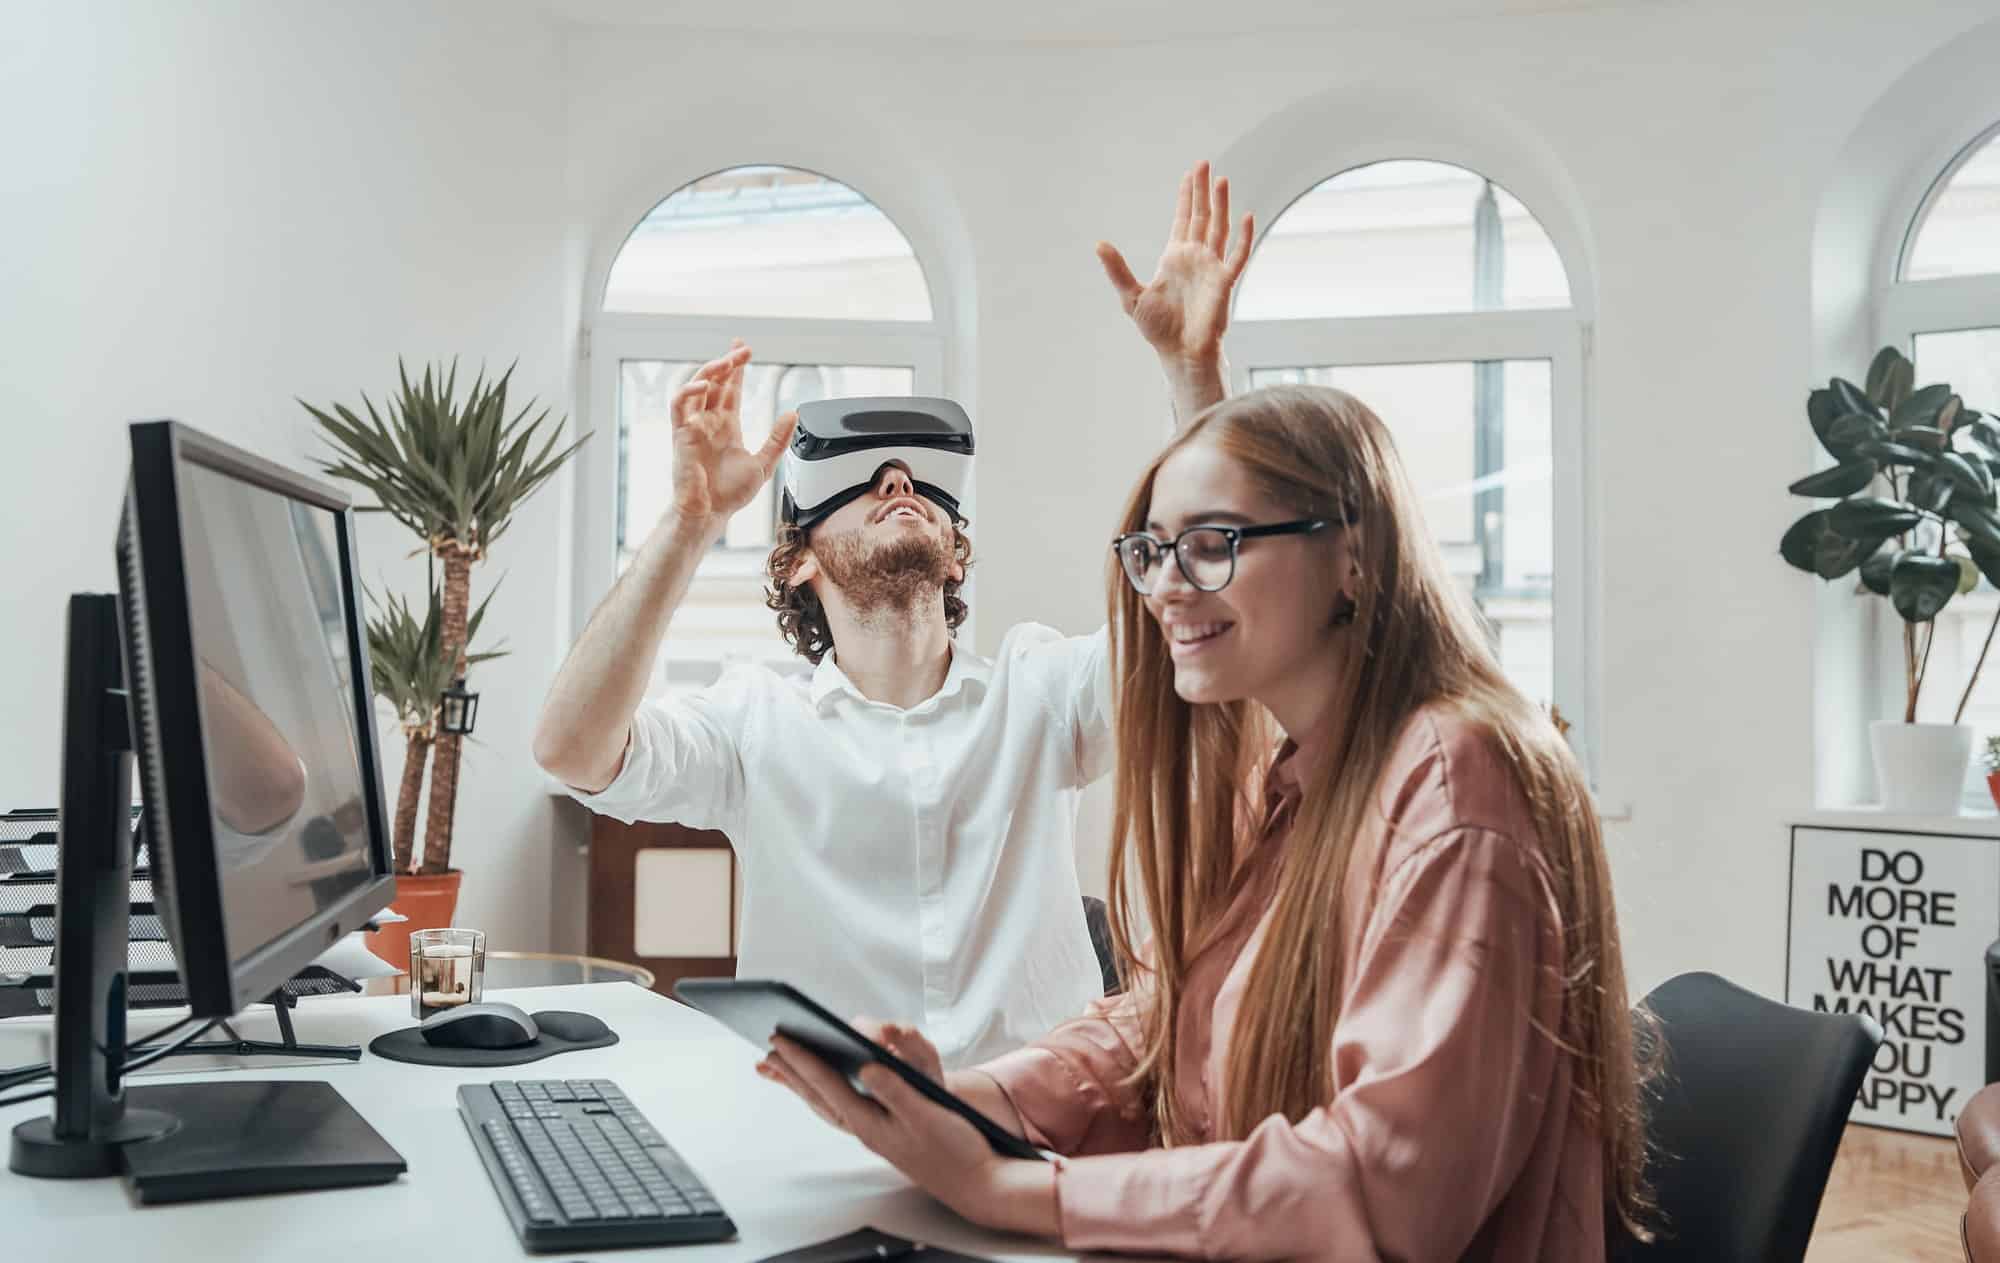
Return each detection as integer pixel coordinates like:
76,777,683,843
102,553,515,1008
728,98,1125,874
0,983,1080,1263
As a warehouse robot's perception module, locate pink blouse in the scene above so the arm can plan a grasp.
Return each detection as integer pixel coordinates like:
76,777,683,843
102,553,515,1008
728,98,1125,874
977,708,1606,1261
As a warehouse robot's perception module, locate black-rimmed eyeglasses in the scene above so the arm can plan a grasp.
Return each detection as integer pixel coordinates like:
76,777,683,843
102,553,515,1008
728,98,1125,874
1111,519,1329,595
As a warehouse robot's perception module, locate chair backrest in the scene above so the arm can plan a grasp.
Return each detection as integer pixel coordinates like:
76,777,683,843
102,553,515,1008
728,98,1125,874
1610,971,1883,1263
1081,895,1120,995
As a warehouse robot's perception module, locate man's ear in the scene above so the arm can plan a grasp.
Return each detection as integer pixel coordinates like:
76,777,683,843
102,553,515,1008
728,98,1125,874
947,556,965,584
790,549,820,588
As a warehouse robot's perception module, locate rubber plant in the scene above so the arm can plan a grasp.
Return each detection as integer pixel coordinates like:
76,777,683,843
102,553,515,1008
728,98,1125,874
364,581,506,874
304,361,585,873
1780,345,2000,722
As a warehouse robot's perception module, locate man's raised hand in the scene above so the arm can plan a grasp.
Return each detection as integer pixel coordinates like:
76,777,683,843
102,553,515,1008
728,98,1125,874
668,340,797,529
1096,160,1255,374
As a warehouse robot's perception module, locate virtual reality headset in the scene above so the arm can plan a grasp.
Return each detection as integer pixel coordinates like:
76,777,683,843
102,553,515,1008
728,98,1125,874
780,396,974,532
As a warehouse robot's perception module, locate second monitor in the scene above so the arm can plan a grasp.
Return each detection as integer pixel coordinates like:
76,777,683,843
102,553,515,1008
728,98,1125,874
8,419,404,1197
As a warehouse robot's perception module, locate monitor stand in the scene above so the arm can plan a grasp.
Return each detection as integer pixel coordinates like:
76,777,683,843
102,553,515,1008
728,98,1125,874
7,593,404,1199
166,987,363,1064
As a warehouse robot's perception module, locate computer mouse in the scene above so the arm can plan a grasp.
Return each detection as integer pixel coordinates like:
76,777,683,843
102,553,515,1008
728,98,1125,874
420,1000,540,1049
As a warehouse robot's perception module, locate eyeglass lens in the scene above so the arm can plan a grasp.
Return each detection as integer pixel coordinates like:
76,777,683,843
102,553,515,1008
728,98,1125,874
1118,528,1235,594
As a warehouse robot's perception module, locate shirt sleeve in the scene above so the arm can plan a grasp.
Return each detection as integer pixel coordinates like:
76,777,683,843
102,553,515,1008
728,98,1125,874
1009,623,1113,787
1069,625,1113,784
1048,827,1568,1261
560,667,753,834
971,985,1155,1157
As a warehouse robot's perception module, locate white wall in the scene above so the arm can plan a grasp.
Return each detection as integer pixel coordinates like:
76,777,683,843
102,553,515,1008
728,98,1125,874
556,0,2000,999
8,0,2000,1002
0,0,585,952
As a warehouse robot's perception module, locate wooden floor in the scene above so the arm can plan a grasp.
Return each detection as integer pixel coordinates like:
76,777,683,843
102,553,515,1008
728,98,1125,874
1807,1124,1965,1261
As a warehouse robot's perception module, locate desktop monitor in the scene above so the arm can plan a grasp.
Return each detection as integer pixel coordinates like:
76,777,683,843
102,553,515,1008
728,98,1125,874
9,419,403,1191
117,419,396,1014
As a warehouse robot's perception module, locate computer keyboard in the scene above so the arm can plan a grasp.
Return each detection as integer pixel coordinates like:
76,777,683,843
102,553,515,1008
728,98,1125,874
457,1078,736,1252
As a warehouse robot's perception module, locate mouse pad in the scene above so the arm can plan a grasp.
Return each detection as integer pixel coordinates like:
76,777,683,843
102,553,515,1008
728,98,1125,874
366,1010,619,1067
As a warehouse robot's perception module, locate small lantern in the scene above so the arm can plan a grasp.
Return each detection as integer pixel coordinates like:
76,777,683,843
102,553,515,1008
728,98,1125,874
439,677,480,736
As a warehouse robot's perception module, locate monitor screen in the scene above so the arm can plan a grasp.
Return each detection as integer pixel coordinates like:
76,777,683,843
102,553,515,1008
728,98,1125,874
174,457,375,965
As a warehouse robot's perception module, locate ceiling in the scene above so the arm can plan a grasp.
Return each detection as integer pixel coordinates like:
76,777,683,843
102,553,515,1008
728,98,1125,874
541,0,1650,45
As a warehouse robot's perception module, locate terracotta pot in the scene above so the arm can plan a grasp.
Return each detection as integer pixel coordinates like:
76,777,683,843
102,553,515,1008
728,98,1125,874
366,869,464,973
1988,771,2000,813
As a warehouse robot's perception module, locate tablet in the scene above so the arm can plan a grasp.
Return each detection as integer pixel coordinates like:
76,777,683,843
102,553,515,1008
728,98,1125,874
674,978,1048,1163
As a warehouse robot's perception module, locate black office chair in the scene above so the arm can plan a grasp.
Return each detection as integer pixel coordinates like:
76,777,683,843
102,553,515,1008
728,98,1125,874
1610,971,1883,1263
1081,896,1121,995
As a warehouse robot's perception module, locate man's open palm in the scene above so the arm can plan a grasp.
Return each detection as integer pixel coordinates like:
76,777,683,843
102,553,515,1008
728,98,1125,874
670,341,796,526
1098,160,1255,367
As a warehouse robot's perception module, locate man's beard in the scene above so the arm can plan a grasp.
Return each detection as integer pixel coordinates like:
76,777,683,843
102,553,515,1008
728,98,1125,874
811,522,954,617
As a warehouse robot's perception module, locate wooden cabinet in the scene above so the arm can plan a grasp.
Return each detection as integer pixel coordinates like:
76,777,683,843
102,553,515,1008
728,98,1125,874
586,813,737,998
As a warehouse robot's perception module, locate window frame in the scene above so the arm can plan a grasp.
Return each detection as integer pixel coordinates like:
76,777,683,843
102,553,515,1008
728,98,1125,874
1870,120,2000,801
573,173,950,666
1230,227,1596,780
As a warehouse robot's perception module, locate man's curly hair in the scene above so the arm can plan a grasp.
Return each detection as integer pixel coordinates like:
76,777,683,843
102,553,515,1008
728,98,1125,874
764,521,975,665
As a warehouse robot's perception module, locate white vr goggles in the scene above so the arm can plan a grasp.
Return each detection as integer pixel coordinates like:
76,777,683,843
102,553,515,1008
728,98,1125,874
780,396,974,531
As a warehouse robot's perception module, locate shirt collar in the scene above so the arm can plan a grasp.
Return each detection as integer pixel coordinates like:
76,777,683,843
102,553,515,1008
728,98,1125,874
1267,738,1307,807
809,641,993,712
1266,720,1334,807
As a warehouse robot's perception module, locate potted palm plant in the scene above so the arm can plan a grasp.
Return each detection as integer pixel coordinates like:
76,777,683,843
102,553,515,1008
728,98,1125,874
303,361,585,931
1780,345,2000,813
362,582,505,968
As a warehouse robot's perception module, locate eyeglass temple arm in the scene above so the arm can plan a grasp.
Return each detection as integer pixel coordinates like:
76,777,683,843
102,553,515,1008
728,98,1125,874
1231,518,1330,540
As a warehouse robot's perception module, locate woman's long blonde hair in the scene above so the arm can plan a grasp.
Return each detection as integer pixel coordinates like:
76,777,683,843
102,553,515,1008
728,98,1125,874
1104,385,1653,1239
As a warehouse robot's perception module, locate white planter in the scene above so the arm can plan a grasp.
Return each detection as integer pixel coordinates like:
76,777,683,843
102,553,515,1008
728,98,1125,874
1869,721,1973,814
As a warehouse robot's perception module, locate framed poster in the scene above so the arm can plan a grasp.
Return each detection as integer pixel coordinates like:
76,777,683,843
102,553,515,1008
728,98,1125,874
1787,824,2000,1136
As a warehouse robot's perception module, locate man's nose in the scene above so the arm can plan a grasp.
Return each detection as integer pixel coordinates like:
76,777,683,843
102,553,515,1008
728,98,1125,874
875,464,915,498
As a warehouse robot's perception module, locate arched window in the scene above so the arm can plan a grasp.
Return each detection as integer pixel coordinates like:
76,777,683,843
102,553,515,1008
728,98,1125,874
1232,159,1589,763
1901,126,2000,285
1876,123,2000,797
601,166,933,321
579,165,944,666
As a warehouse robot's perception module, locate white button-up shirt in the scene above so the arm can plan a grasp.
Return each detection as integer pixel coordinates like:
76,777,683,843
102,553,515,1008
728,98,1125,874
571,623,1112,1068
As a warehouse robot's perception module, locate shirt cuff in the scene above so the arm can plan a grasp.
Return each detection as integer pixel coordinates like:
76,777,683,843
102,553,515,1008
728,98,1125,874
1050,1147,1205,1255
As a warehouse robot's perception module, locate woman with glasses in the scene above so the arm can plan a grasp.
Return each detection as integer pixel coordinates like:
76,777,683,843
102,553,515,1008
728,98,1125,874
762,362,1649,1260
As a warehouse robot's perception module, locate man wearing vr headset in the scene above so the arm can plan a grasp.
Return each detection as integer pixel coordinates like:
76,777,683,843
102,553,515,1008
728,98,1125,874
535,163,1251,1067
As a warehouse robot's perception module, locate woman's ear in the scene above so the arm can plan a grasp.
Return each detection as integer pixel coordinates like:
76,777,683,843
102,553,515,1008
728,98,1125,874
1329,532,1362,627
